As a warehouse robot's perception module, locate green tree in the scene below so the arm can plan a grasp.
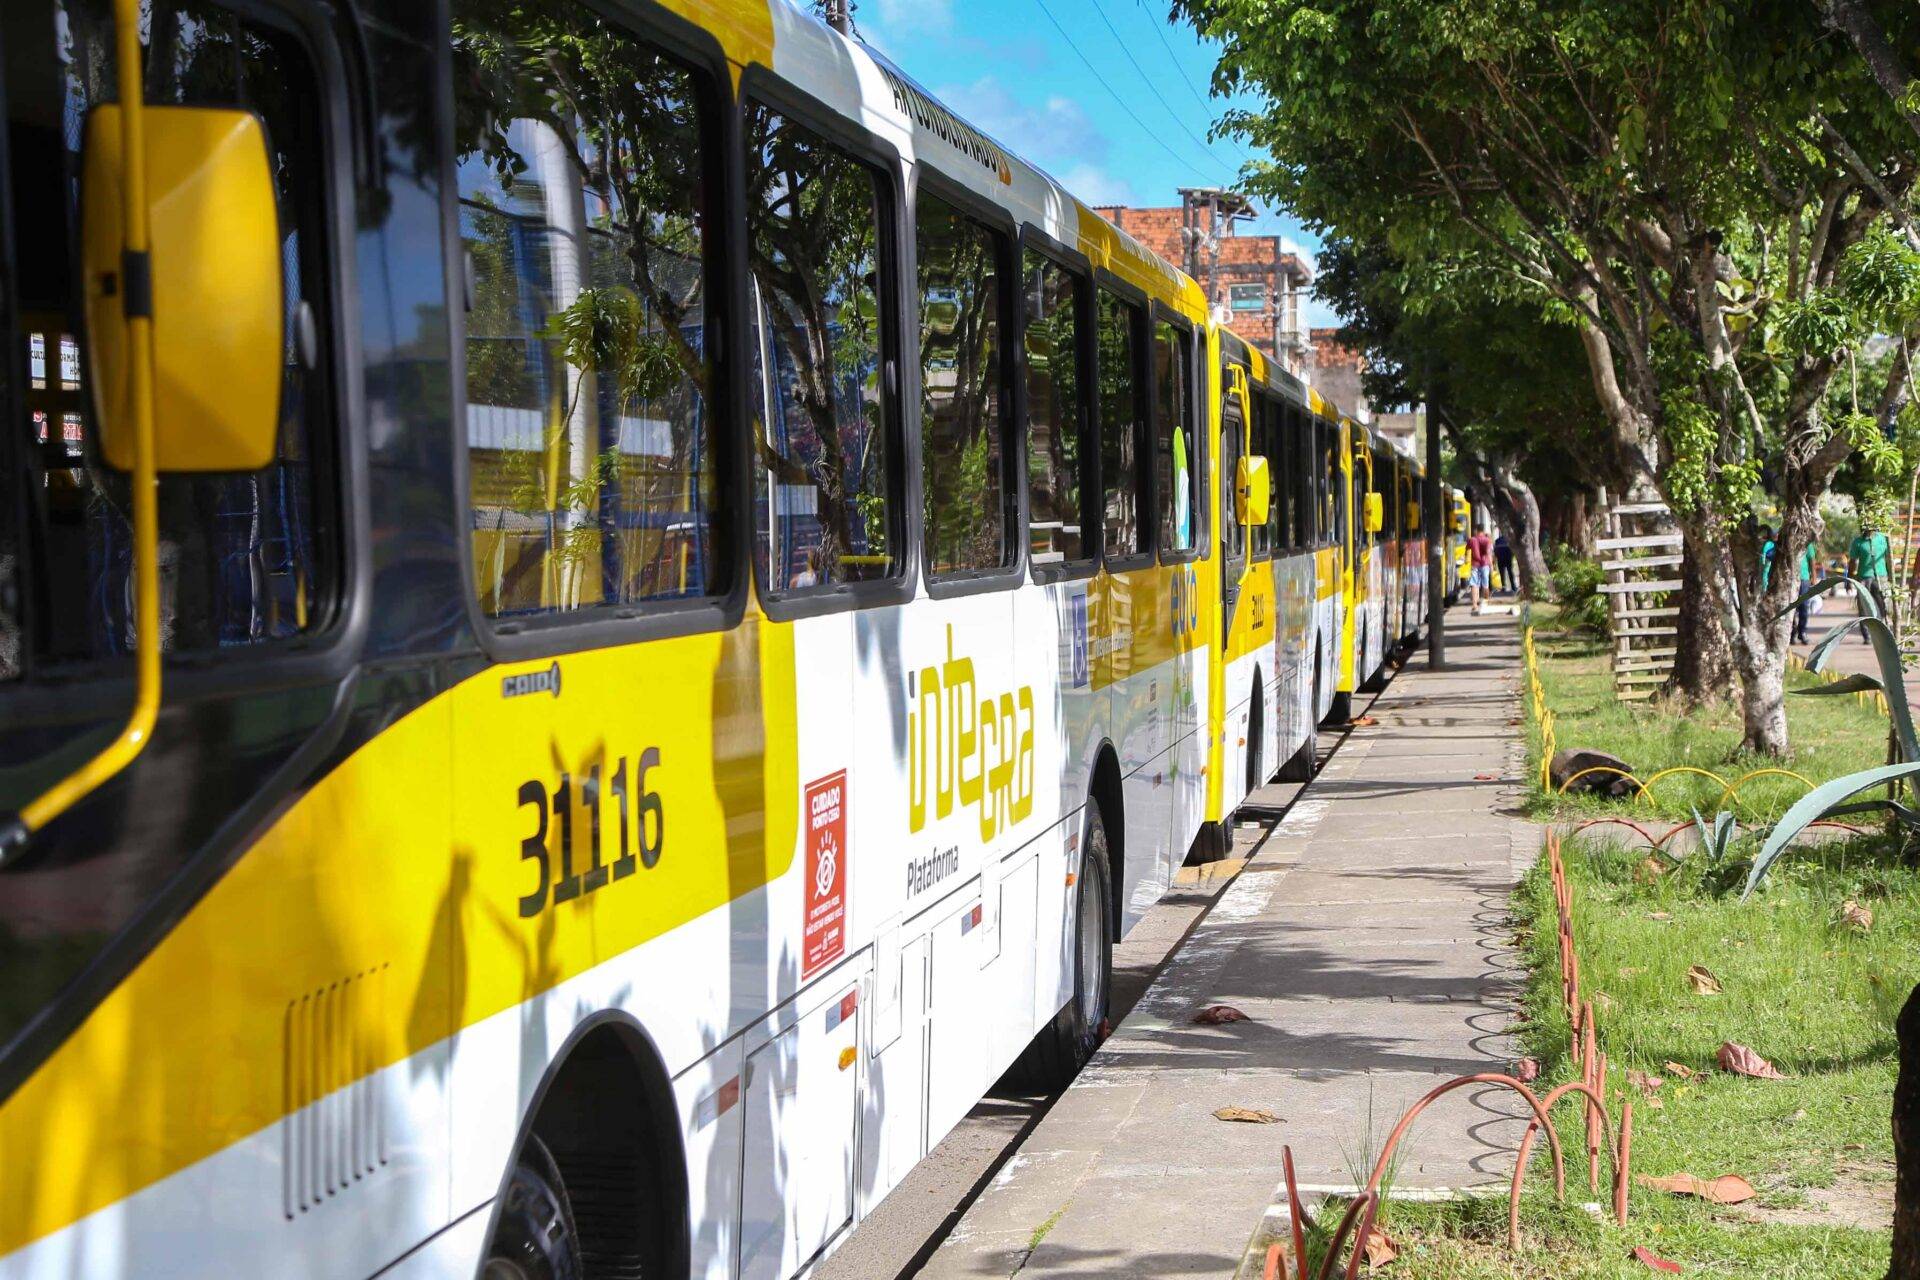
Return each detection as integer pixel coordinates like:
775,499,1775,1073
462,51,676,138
1182,0,1920,756
1315,236,1617,595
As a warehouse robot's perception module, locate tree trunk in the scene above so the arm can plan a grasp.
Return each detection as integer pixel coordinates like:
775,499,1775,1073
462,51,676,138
1669,531,1737,704
1891,982,1920,1280
1499,472,1550,597
1733,615,1790,757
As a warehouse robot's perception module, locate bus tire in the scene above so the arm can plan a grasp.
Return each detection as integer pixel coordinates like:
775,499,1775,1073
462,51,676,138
1278,663,1320,781
1326,689,1351,726
1008,805,1114,1093
482,1135,582,1280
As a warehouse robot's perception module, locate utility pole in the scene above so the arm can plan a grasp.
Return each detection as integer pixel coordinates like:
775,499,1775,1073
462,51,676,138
1425,401,1446,667
821,0,851,34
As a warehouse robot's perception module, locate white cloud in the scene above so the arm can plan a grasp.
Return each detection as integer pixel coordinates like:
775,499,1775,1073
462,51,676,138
1054,162,1136,207
867,0,952,39
932,76,1110,165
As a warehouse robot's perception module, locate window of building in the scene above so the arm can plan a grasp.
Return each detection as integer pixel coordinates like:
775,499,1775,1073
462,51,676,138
454,3,724,619
1022,249,1090,569
1228,282,1267,313
0,0,338,679
746,105,895,593
1097,290,1147,560
917,192,1011,578
1154,319,1199,557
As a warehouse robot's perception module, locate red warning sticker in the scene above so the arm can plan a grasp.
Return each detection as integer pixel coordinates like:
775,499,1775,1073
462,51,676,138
802,771,848,979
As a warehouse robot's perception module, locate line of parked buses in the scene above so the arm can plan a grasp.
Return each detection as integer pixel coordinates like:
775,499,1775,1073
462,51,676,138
0,0,1476,1275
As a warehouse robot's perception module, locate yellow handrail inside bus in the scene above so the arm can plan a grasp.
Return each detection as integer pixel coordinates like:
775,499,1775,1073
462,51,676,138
4,0,162,858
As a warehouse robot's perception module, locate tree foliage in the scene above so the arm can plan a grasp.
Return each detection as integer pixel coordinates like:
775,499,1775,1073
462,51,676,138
1182,0,1920,754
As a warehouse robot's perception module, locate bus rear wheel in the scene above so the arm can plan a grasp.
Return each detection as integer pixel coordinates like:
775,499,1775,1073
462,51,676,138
1278,665,1320,781
1008,804,1113,1092
482,1136,582,1280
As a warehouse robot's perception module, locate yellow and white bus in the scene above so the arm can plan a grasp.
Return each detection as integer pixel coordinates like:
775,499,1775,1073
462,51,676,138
0,1,1414,1276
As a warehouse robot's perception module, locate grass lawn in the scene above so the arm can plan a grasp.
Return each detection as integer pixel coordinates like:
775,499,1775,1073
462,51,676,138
1525,604,1890,823
1341,832,1917,1278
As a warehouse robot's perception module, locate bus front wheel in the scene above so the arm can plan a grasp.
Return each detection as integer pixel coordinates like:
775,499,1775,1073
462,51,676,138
482,1136,583,1280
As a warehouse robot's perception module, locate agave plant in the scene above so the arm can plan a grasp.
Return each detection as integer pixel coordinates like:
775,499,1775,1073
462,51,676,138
1688,806,1739,863
1734,576,1920,899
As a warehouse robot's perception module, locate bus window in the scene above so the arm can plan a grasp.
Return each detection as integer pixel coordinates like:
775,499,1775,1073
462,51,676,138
746,104,895,593
1246,394,1267,561
1154,320,1198,556
1097,290,1147,560
0,0,337,675
1218,363,1244,568
1290,405,1311,550
1022,250,1090,569
917,192,1012,577
455,5,724,617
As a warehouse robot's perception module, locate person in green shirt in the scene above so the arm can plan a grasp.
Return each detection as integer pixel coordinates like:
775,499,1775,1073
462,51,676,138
1792,541,1817,644
1849,524,1892,640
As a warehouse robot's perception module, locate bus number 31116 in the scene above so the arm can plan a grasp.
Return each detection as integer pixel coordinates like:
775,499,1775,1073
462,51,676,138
517,748,665,918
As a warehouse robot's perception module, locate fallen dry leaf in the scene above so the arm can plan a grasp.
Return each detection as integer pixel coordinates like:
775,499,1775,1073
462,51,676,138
1628,1069,1665,1097
1685,965,1722,996
1843,900,1875,932
1630,1245,1683,1272
1619,966,1643,978
1789,1108,1808,1124
1214,1106,1282,1125
1637,1172,1757,1204
1717,1041,1786,1079
1351,715,1379,727
1192,1004,1252,1025
1648,911,1673,922
1473,772,1496,780
1363,1227,1399,1268
1643,1095,1663,1110
1595,991,1617,1013
1635,856,1670,884
1515,1057,1540,1083
1845,1142,1866,1151
1664,1061,1698,1080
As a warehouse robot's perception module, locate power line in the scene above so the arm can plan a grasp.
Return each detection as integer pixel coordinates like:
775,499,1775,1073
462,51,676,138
1127,0,1258,165
1028,0,1230,184
1085,0,1249,171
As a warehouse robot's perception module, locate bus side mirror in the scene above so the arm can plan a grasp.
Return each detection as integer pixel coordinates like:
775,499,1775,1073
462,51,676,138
1363,492,1384,533
83,105,284,472
1236,456,1270,528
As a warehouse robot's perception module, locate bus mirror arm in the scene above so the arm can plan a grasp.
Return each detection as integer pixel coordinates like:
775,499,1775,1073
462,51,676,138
3,0,164,870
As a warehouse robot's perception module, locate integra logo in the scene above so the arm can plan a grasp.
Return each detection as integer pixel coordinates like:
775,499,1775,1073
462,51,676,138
502,661,562,700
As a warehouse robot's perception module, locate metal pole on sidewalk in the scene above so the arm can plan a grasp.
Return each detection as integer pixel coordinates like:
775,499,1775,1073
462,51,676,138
1426,401,1446,666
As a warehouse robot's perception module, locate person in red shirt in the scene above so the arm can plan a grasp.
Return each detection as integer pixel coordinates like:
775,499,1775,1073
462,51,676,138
1467,528,1494,615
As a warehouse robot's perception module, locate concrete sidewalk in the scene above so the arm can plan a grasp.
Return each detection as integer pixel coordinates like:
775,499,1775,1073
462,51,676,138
920,609,1536,1280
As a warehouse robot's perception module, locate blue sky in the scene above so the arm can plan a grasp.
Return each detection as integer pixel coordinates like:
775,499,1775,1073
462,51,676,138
854,0,1340,328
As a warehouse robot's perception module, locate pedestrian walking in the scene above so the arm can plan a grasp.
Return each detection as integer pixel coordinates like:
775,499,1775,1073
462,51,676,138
1493,533,1514,595
1792,541,1816,645
1467,527,1494,615
1757,524,1776,592
1849,522,1892,639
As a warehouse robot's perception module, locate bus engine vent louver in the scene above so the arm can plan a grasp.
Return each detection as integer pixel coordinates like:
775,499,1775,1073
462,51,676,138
283,963,390,1218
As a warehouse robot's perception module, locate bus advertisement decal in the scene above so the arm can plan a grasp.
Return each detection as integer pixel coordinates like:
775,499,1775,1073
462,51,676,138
803,771,849,979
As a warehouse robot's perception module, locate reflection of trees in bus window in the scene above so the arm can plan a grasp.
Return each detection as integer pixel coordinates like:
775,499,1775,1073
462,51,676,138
744,104,892,593
1098,292,1144,558
917,193,1008,577
452,2,721,618
1219,364,1243,565
1154,321,1195,554
0,0,335,677
1023,251,1087,567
